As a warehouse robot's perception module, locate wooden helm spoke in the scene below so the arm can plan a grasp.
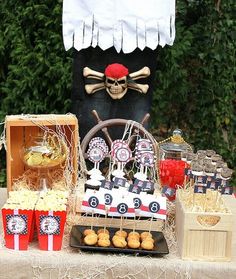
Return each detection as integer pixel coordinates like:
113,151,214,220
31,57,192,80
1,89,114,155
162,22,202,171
81,111,157,158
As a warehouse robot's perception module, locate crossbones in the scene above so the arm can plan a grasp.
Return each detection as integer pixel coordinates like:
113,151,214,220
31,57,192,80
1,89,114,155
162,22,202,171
83,63,150,99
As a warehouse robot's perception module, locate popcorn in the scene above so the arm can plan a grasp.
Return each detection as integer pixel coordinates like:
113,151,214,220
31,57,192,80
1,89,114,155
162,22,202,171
35,189,68,211
2,203,19,210
2,189,68,211
1,189,68,253
35,200,67,211
3,190,39,210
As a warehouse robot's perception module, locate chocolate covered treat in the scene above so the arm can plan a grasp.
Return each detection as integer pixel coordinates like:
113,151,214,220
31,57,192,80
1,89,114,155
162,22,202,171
204,164,216,175
221,168,233,179
205,149,216,158
212,154,222,164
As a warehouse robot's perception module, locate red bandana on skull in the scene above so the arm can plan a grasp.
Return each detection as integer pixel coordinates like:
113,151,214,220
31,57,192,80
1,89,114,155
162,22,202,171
105,63,129,79
83,63,150,99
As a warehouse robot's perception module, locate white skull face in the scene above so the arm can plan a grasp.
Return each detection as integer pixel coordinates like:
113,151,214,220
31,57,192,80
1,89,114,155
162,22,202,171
105,76,128,99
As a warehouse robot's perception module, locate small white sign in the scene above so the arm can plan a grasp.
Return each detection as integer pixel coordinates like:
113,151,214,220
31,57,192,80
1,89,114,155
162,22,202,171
108,192,135,217
81,189,106,215
139,195,167,220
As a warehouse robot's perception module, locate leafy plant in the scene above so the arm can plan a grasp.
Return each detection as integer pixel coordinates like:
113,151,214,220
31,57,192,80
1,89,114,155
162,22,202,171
151,0,236,184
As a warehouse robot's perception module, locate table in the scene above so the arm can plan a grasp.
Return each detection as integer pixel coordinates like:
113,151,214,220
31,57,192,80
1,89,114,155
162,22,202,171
0,188,235,279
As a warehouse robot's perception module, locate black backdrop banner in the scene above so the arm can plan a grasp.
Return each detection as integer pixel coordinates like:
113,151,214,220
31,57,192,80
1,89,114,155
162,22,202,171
71,46,158,139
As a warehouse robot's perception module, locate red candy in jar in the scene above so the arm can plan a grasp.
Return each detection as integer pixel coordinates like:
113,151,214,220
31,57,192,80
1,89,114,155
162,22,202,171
158,129,192,201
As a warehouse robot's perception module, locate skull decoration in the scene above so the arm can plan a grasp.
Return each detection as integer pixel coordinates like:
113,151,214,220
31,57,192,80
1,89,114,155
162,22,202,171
104,64,129,99
83,63,150,100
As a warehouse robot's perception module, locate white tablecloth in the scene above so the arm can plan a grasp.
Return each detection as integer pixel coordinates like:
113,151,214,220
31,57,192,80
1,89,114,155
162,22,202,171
0,188,235,279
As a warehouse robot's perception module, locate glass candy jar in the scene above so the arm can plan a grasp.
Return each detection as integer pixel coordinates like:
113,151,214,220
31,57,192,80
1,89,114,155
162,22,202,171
21,133,68,191
158,129,192,200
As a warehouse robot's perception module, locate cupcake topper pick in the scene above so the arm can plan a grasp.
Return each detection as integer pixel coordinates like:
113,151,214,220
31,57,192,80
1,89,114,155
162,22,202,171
111,140,132,178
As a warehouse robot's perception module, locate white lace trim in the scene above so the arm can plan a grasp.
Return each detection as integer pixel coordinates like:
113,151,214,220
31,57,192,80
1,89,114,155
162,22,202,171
63,0,176,53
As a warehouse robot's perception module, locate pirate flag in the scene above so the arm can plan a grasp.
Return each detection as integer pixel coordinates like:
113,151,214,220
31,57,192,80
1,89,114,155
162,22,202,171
63,0,176,138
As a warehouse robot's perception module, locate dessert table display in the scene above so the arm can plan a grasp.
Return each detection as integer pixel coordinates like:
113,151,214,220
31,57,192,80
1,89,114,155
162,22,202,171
0,188,236,279
0,113,235,279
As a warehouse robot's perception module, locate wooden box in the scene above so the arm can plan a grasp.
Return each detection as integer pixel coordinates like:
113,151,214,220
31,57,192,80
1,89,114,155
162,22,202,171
175,189,233,261
6,114,78,192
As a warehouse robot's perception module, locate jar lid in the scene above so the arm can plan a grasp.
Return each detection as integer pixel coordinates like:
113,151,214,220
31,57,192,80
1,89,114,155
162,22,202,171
160,129,192,153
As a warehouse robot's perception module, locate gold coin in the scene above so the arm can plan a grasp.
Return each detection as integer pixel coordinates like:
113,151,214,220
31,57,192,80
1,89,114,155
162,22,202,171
27,153,43,166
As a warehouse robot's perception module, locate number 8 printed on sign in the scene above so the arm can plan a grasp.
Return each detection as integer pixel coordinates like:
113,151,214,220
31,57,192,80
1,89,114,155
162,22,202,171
98,188,115,210
88,196,99,208
117,203,128,214
139,195,167,220
81,189,106,215
104,193,113,206
149,201,160,213
133,197,142,209
108,194,135,218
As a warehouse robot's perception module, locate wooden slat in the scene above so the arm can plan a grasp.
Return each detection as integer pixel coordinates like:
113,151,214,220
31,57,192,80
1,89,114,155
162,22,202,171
6,115,78,192
176,189,233,261
6,126,24,191
5,115,77,126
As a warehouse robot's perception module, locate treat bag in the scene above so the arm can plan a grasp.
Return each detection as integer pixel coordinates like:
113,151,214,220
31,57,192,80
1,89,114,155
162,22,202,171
1,208,34,250
35,210,67,251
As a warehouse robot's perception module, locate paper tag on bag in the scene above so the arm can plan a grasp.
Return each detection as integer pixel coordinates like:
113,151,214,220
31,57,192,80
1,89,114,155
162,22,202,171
128,184,142,194
142,181,155,192
162,186,176,198
194,185,207,194
133,179,146,188
113,177,127,188
221,186,233,195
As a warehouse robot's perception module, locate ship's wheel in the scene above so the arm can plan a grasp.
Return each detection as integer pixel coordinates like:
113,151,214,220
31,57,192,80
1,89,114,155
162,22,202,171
81,110,158,160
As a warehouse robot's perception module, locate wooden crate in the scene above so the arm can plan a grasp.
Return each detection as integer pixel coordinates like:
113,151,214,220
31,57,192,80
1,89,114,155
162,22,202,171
175,189,233,261
222,195,236,260
6,114,78,192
